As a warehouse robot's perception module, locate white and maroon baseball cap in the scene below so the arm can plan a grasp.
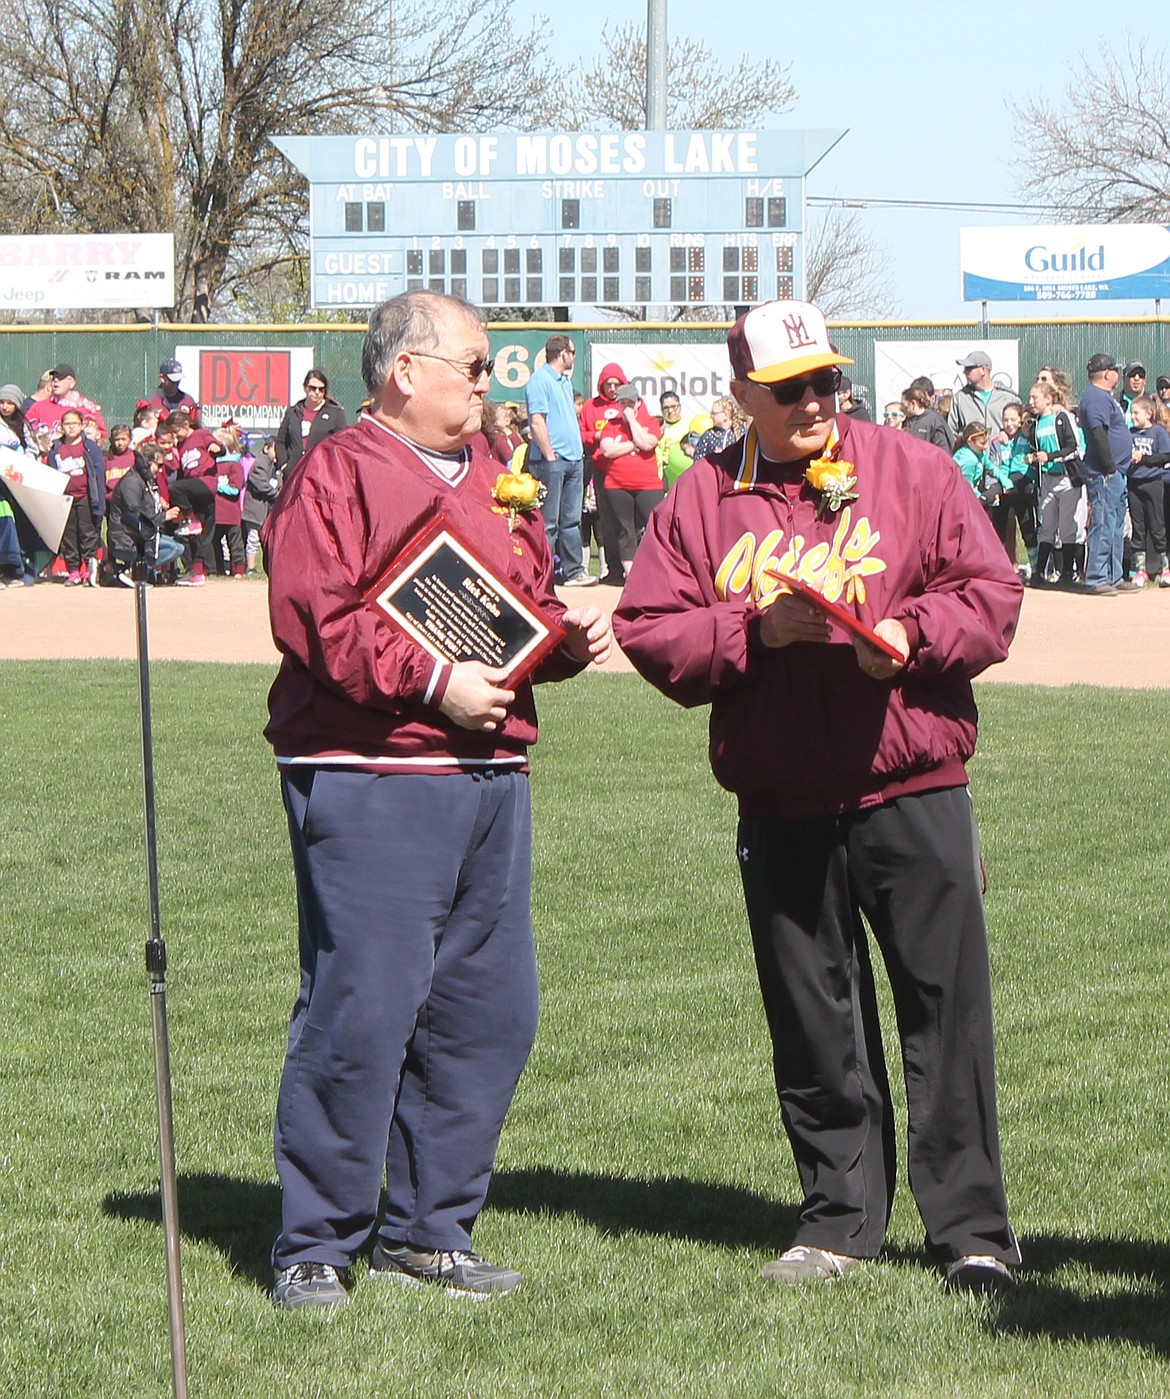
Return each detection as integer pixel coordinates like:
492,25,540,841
728,300,852,383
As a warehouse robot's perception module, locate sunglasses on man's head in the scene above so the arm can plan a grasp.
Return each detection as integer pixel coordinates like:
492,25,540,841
766,367,842,406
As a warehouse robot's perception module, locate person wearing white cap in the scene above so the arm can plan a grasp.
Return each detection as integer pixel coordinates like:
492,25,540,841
614,298,1023,1295
948,350,1015,438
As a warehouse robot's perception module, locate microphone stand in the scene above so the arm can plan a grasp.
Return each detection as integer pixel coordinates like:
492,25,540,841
130,524,189,1399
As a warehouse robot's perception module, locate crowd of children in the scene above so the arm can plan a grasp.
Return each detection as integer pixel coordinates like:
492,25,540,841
9,347,1170,597
0,363,291,590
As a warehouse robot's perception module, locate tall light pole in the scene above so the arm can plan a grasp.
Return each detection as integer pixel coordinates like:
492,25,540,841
645,0,667,320
646,0,667,131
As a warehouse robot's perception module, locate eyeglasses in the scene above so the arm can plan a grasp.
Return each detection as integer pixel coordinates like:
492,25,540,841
883,411,905,420
410,352,494,382
766,367,842,406
305,382,326,392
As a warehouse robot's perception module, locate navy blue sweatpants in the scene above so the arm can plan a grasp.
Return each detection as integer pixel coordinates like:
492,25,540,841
272,767,539,1271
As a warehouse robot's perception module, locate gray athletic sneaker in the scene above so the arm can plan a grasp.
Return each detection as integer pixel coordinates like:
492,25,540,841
272,1261,351,1310
760,1244,861,1285
944,1254,1014,1294
369,1243,524,1299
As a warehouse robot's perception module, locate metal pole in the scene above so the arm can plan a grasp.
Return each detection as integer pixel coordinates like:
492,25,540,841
645,0,667,131
134,548,189,1399
645,0,667,320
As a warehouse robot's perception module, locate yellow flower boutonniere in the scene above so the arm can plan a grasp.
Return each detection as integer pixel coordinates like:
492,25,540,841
805,456,858,520
491,468,546,532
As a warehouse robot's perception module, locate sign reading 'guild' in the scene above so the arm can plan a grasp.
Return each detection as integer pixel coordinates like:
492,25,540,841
960,225,1170,303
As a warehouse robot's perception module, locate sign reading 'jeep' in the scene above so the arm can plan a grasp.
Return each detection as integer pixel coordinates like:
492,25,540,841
0,234,174,310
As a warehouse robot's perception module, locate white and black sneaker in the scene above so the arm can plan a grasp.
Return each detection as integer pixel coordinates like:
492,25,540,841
369,1242,523,1299
760,1244,861,1285
945,1254,1014,1294
272,1261,351,1310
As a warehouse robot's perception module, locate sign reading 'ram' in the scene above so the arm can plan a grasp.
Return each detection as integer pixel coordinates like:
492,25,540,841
0,234,175,310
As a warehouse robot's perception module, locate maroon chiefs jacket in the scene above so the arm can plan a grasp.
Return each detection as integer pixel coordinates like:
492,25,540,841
613,415,1023,817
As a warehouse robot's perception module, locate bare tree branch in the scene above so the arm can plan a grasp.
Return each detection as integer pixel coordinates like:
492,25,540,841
0,0,566,317
564,21,888,317
1012,40,1170,220
806,210,894,319
567,20,796,130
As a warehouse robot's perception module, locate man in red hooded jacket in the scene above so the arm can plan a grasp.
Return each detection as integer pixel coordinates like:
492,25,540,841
578,361,629,584
614,298,1023,1295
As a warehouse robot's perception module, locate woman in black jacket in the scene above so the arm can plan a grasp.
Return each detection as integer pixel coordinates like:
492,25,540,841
274,369,347,479
901,386,954,452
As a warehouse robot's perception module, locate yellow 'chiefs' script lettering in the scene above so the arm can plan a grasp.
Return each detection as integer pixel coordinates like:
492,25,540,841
713,508,886,606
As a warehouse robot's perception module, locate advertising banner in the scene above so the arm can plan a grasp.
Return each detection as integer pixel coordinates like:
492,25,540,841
585,343,732,423
0,446,71,553
0,234,174,310
175,345,316,431
873,340,1020,416
961,225,1170,303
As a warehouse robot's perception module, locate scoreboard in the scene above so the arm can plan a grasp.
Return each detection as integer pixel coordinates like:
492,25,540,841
271,129,846,310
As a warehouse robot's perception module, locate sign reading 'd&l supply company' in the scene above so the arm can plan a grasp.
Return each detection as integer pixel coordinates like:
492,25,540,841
0,234,174,310
176,345,315,432
961,225,1170,302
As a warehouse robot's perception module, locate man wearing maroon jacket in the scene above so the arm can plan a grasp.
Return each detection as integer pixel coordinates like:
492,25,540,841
614,298,1023,1295
263,290,610,1310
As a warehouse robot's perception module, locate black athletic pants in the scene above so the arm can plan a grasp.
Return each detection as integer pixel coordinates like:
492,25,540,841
737,786,1020,1266
168,477,216,571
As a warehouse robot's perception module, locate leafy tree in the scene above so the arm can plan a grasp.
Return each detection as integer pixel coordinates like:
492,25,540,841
1012,41,1170,221
0,0,560,318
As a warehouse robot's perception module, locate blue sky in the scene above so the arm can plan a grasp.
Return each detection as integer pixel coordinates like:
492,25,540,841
510,3,1159,320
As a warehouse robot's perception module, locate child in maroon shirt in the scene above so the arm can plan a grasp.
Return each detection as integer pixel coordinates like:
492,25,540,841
48,408,106,585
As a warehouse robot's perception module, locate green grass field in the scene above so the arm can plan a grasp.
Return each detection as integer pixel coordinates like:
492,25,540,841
1,662,1169,1397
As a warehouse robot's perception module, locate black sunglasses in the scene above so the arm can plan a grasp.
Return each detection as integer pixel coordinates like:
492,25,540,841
410,351,495,382
767,367,842,406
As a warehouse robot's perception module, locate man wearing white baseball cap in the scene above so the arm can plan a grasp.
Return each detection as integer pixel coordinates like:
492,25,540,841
614,299,1023,1294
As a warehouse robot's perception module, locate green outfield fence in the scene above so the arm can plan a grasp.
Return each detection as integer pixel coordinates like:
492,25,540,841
3,317,1169,432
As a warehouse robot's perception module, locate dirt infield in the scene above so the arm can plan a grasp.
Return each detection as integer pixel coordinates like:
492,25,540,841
2,576,1169,687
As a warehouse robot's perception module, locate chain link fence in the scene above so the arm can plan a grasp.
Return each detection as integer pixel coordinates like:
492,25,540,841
2,318,1166,432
